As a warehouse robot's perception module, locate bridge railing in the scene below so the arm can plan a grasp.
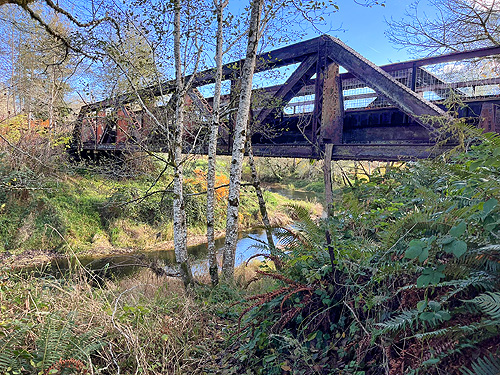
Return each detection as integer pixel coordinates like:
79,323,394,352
284,54,500,114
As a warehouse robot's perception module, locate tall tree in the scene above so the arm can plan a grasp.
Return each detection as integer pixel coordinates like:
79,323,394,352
206,0,229,286
172,0,195,287
0,6,73,127
96,0,208,288
222,0,264,280
95,23,158,98
387,0,500,54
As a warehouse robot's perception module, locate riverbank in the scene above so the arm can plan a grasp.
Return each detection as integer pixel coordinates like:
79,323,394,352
1,179,322,270
1,229,230,269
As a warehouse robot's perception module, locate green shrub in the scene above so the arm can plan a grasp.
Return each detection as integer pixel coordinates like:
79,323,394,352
221,130,500,375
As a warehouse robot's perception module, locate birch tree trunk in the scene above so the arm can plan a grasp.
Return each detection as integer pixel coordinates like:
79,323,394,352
246,137,275,251
221,0,264,280
173,0,193,288
206,0,228,286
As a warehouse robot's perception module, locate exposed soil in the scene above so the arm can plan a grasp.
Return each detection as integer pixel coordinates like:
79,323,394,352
1,230,227,270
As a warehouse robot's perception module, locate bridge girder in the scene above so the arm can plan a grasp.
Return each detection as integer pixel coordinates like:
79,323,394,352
72,35,500,161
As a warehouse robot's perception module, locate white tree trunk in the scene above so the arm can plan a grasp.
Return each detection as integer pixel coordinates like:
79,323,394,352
173,0,193,287
206,0,228,286
221,0,264,280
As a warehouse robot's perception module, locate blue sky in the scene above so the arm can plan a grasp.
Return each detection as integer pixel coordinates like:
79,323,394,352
203,1,433,94
318,1,418,65
245,0,433,66
224,1,434,66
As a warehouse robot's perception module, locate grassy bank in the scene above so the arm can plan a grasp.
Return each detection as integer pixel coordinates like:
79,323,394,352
0,259,274,374
0,156,321,265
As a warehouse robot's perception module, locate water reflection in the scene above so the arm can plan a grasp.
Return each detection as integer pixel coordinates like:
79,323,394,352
44,228,277,280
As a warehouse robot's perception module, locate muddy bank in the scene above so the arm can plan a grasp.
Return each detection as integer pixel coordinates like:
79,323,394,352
0,230,227,270
1,187,321,271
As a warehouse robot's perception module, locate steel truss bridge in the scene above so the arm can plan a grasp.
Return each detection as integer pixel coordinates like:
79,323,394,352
72,35,500,161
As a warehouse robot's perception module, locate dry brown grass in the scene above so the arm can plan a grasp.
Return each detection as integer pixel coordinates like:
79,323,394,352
1,266,227,374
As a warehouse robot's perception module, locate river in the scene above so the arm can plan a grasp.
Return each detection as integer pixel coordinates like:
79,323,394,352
36,186,321,280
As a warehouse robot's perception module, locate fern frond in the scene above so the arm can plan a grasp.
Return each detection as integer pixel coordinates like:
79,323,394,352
0,325,32,372
461,352,500,375
437,274,497,301
375,310,418,334
449,245,500,278
31,313,105,371
482,131,500,146
465,292,500,320
413,327,454,340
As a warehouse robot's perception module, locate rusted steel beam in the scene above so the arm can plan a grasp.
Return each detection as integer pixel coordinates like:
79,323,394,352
230,142,450,160
250,144,318,158
341,45,500,80
479,103,500,133
79,141,449,161
311,40,328,150
80,36,500,114
320,62,343,144
343,125,430,144
417,77,500,92
330,143,451,161
254,54,318,126
81,37,326,112
74,35,500,163
323,36,447,129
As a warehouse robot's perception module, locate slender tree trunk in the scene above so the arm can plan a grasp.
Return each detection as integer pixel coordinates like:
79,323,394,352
206,0,228,286
173,0,193,288
9,25,15,115
221,0,264,280
246,137,275,251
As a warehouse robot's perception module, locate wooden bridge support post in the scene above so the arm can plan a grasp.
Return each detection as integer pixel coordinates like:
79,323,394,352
323,142,338,272
324,143,334,215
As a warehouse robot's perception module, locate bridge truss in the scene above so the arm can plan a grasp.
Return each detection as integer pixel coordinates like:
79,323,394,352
72,35,500,161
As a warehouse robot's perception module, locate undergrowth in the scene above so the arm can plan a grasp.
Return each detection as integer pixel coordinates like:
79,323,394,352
218,130,500,374
2,105,499,374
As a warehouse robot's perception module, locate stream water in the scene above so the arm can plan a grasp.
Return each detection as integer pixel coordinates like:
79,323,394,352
33,187,321,280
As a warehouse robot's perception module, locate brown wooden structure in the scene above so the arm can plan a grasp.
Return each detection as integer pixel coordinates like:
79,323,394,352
71,35,500,161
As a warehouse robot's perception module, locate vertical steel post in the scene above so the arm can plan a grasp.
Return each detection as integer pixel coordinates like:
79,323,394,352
320,62,343,145
312,38,327,156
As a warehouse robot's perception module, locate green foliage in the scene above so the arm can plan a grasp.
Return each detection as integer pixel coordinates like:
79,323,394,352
461,353,500,375
222,120,500,374
101,186,173,226
465,292,500,320
0,313,104,374
376,310,418,334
